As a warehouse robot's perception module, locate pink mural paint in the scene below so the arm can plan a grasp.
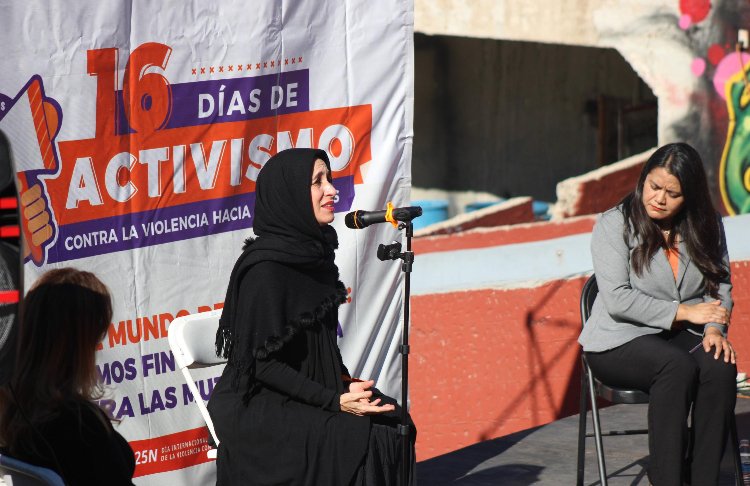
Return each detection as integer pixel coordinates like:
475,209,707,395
679,0,711,23
679,14,693,30
713,52,750,99
692,57,707,76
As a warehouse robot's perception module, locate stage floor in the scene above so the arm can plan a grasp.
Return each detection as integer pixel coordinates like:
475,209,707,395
417,396,750,485
2,398,749,485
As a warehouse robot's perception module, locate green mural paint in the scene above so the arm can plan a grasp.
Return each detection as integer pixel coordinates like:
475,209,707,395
720,69,750,215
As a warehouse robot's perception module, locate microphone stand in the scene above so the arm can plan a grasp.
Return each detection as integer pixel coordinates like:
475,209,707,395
376,221,414,486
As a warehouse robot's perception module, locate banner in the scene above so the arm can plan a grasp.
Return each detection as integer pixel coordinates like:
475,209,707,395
0,1,414,483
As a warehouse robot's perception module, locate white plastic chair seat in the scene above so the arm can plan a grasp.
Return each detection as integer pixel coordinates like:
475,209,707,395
167,309,226,460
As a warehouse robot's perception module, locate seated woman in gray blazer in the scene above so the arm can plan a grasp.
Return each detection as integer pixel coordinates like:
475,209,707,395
579,142,735,486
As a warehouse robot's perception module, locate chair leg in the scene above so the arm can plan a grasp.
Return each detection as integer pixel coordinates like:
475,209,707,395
577,360,588,486
587,370,608,486
730,413,744,486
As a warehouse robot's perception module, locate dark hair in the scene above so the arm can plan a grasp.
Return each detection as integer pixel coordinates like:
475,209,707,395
0,268,112,455
621,142,728,295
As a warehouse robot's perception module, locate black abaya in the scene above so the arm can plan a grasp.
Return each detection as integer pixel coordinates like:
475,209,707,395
207,149,415,485
208,261,371,485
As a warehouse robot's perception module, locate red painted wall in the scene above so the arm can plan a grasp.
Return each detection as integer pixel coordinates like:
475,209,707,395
416,198,535,237
559,162,646,218
409,247,750,461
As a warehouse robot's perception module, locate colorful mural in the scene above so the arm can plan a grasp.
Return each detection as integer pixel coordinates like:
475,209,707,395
677,0,750,214
720,66,750,214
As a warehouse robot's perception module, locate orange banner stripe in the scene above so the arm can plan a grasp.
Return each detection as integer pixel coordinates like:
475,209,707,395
28,80,56,170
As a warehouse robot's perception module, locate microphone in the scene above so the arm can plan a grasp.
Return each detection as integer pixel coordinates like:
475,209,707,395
344,202,422,229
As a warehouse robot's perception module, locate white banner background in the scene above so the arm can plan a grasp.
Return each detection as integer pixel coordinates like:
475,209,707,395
0,1,414,483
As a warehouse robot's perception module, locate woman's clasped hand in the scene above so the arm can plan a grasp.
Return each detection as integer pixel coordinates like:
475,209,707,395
340,379,396,416
677,300,729,325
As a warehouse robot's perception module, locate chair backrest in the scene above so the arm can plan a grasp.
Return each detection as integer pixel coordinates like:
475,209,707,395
579,273,649,404
169,309,225,368
0,453,65,486
580,274,598,326
167,309,226,450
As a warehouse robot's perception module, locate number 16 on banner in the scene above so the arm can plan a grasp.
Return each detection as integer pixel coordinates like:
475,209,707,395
0,76,61,265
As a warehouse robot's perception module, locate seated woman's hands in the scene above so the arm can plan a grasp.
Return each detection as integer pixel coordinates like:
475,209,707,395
701,327,737,364
340,379,396,416
676,300,729,326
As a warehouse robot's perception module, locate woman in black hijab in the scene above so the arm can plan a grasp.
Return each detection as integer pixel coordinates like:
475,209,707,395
208,148,415,485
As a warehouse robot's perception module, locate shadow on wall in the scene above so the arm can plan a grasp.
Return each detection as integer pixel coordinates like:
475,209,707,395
410,273,592,461
476,279,582,442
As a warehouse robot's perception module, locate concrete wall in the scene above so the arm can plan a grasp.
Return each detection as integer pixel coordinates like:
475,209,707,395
413,34,657,201
414,0,750,216
415,0,604,47
552,147,653,218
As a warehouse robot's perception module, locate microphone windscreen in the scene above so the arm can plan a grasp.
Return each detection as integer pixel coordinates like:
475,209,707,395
344,211,359,229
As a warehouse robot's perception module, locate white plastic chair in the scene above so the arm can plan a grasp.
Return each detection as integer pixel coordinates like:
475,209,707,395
0,453,65,486
167,309,226,460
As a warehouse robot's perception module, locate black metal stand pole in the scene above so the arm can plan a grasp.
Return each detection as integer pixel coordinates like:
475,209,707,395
399,222,413,486
375,221,415,486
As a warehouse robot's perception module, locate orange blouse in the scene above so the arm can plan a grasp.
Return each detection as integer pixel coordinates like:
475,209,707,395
665,245,679,280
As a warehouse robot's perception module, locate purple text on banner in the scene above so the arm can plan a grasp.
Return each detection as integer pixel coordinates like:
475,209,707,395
334,176,355,214
115,69,310,134
48,193,256,263
47,176,354,263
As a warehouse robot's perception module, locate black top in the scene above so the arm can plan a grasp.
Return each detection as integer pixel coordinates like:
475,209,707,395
209,261,370,485
215,148,342,401
208,149,371,485
5,401,135,485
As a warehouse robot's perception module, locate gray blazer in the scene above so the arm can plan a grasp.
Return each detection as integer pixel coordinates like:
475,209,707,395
578,206,733,352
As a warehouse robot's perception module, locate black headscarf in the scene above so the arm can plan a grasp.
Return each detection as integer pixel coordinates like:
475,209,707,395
239,148,339,270
216,148,347,401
